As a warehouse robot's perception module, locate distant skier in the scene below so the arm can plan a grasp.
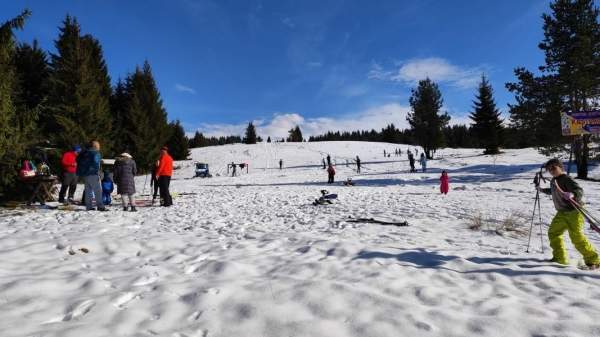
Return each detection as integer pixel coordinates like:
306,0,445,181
356,155,361,173
322,158,326,169
327,164,336,184
101,170,114,206
419,153,427,172
231,161,237,177
539,159,600,268
440,170,449,195
408,153,416,173
279,159,283,170
326,154,331,166
383,150,386,157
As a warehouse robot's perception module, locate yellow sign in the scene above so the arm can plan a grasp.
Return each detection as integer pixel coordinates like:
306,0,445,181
561,110,600,136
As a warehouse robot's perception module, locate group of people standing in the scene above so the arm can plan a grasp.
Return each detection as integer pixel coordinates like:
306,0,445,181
407,150,427,173
58,141,174,211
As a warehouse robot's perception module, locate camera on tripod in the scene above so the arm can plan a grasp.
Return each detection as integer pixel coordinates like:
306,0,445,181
533,166,547,188
527,165,547,253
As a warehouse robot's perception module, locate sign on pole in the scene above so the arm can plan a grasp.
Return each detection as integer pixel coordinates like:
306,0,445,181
561,109,600,136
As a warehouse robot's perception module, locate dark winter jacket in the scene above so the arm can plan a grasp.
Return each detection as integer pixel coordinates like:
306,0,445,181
540,174,583,212
76,149,101,177
102,176,114,194
114,157,137,195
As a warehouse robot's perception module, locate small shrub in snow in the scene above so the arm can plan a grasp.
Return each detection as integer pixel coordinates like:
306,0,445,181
469,213,484,231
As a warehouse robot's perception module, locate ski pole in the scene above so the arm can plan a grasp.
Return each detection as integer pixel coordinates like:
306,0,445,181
554,180,600,234
142,172,148,196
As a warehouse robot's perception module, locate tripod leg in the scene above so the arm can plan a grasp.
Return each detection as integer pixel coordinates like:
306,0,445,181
537,192,544,253
527,191,538,252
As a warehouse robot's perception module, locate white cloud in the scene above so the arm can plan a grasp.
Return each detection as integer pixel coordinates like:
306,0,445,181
193,103,412,139
281,17,295,28
175,83,197,95
369,57,486,89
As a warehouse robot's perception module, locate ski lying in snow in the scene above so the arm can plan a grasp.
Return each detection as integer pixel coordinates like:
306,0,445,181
346,217,409,227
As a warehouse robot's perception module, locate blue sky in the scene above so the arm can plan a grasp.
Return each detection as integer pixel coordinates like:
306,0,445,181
4,0,550,138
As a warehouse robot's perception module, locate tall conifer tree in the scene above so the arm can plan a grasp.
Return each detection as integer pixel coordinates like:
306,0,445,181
47,16,113,152
470,75,504,154
407,78,450,158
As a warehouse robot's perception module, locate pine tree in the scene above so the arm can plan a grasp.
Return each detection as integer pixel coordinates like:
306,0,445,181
244,122,257,144
508,0,600,179
47,15,113,152
14,40,49,114
110,79,128,152
0,10,37,197
166,120,190,160
287,126,303,142
470,75,504,154
119,61,170,171
407,78,450,159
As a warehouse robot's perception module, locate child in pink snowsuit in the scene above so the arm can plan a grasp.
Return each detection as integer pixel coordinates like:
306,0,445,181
440,170,449,194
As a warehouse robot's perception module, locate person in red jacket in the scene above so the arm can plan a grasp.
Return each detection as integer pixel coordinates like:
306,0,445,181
440,170,449,195
155,146,174,207
58,145,81,203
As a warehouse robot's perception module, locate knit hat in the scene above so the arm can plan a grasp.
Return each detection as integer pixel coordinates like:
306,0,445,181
120,152,132,158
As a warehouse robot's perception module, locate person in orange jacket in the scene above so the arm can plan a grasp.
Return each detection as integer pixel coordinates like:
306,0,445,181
155,146,174,207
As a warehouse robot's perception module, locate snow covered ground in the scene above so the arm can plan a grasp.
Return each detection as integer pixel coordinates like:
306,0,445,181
2,141,600,337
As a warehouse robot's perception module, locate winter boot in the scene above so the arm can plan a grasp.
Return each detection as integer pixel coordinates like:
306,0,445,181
123,206,128,211
130,206,137,212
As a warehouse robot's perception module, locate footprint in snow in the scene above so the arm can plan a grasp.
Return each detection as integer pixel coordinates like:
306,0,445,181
132,275,158,286
113,292,138,309
42,299,96,323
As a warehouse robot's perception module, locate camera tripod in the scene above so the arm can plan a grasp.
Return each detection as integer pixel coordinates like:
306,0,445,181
526,169,546,253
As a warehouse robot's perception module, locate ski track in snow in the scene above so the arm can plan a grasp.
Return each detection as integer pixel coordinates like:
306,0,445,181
2,142,600,337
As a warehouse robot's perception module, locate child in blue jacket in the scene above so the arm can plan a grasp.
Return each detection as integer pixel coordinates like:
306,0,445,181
101,170,114,206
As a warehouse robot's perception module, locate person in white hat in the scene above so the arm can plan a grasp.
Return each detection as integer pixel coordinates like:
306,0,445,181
113,152,138,211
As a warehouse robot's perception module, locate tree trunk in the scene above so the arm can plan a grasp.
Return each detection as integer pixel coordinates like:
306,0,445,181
577,135,589,179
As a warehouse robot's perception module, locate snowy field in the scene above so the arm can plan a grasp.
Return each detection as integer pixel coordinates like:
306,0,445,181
2,141,600,337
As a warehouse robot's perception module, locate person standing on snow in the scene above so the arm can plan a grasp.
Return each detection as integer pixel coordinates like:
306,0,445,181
101,170,114,206
440,170,449,195
156,146,173,207
326,154,331,166
322,158,326,169
327,164,336,184
58,145,81,204
408,153,416,173
356,155,361,173
150,161,160,205
231,162,237,177
77,141,107,211
114,153,138,211
539,159,600,268
419,153,427,172
279,159,283,170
